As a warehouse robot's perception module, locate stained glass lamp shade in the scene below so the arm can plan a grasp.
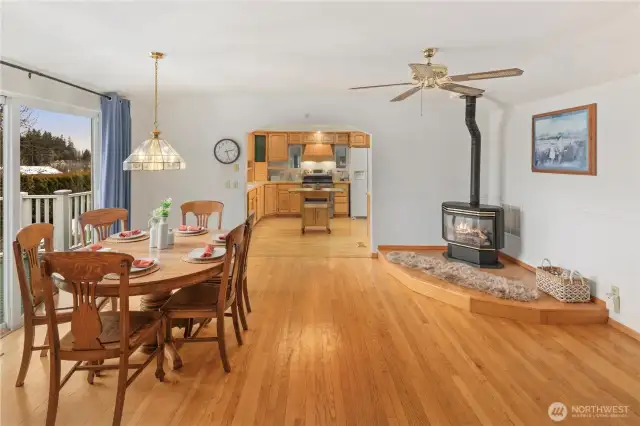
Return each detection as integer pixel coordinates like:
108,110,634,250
123,130,186,171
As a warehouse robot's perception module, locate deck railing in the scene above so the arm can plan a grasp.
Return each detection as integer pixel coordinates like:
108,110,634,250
17,190,92,251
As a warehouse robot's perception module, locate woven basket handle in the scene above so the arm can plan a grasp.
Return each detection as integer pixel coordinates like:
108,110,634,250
569,270,586,285
541,258,552,268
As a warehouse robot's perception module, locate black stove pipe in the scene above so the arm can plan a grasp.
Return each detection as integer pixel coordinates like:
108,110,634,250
465,96,481,207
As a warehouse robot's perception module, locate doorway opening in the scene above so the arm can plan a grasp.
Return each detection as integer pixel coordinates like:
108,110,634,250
245,128,372,258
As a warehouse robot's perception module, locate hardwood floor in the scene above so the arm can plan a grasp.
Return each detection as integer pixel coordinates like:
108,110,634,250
2,256,640,424
250,217,370,258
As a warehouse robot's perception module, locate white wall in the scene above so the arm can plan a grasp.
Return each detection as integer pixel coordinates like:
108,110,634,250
130,90,492,248
493,73,640,331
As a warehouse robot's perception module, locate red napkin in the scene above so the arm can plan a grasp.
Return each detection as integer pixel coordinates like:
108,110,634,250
178,225,203,232
216,233,228,241
132,259,154,268
119,229,142,238
78,243,103,252
200,244,215,258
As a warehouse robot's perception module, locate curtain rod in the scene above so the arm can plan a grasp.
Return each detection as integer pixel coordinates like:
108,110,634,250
0,60,112,100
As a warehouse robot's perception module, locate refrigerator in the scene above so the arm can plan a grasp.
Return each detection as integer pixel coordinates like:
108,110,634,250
349,148,369,218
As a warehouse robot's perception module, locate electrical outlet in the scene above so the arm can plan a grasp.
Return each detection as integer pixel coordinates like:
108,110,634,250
608,285,621,313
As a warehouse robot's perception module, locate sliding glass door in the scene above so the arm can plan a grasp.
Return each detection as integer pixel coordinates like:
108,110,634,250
1,95,100,331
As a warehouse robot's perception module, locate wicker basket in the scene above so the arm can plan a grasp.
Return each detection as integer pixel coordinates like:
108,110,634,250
536,259,591,303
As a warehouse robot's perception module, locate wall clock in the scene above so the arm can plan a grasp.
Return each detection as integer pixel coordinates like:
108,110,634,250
213,138,240,164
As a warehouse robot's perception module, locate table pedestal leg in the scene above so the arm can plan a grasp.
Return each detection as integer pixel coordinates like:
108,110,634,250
140,291,184,370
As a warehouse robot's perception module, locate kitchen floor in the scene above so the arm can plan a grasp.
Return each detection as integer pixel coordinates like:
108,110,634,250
251,217,371,258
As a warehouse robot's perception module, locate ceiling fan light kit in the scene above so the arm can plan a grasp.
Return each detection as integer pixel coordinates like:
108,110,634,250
123,52,186,171
349,47,524,106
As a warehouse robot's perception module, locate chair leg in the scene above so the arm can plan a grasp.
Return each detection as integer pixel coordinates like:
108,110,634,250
237,291,249,331
231,301,243,346
155,320,166,382
40,329,50,357
217,315,231,373
45,350,61,426
16,323,35,387
112,355,129,426
110,297,118,312
183,318,194,338
243,276,252,313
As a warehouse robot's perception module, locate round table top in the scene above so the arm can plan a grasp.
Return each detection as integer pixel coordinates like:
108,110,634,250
56,230,226,297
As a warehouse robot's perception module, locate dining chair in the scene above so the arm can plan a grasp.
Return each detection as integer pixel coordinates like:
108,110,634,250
180,200,224,229
12,223,109,387
80,207,128,311
238,212,256,330
161,223,245,372
41,251,166,426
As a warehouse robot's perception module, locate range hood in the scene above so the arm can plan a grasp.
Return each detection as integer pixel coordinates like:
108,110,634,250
302,144,334,162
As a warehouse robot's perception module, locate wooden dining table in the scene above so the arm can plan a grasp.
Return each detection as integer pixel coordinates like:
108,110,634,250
54,229,226,370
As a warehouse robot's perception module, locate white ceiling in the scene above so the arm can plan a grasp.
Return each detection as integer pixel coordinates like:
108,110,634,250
2,1,639,104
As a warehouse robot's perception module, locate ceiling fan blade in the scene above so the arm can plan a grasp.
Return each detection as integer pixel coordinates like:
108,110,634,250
447,68,524,82
349,83,414,90
409,63,432,79
390,86,422,102
438,82,485,97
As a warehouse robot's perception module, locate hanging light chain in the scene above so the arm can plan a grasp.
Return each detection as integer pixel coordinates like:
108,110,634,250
154,55,159,130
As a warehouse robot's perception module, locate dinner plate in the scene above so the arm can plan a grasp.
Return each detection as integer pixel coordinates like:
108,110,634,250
212,233,227,244
111,230,146,240
131,258,156,272
187,247,226,260
175,227,205,234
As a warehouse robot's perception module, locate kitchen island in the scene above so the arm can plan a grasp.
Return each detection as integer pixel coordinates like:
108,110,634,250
288,187,344,234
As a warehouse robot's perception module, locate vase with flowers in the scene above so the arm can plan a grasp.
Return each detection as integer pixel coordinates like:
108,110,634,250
155,197,172,249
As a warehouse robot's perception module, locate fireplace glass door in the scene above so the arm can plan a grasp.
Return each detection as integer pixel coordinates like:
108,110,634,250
443,213,495,248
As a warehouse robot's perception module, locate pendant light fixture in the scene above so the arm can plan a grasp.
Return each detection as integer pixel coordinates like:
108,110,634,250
123,52,186,171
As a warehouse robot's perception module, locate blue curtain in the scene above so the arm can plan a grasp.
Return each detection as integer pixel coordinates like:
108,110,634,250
100,93,131,222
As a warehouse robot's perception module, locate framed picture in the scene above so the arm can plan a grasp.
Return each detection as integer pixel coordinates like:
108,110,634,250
532,103,597,175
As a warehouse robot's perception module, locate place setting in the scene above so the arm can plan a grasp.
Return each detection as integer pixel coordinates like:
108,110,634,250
104,257,160,280
175,225,209,237
105,228,149,243
182,243,226,264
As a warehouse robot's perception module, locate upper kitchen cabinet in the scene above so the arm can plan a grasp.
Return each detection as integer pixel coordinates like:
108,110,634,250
254,133,268,181
335,133,349,145
302,132,318,144
289,133,302,144
320,133,335,144
350,132,370,148
268,133,288,161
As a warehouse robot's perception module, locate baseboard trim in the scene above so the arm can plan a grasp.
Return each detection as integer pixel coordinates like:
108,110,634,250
498,252,536,273
377,245,447,252
608,317,640,342
371,252,379,259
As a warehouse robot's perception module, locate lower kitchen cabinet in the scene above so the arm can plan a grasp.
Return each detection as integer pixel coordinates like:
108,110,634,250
303,207,329,228
265,185,277,215
289,192,301,213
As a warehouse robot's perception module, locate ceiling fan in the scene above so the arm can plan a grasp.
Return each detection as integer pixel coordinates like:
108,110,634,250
349,48,523,103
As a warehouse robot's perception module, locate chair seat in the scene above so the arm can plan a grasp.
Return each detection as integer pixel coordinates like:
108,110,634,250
33,291,107,319
59,311,161,351
162,280,233,313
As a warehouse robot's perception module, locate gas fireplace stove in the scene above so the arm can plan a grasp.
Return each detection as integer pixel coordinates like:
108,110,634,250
442,96,504,268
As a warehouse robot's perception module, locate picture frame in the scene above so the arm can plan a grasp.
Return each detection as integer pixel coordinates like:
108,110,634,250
531,103,597,175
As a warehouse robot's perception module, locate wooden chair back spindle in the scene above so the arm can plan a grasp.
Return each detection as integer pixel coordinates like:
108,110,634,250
180,201,224,229
79,208,129,246
14,223,54,314
219,224,245,307
42,252,134,352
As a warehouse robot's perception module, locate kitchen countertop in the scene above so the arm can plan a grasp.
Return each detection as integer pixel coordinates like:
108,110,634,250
287,188,344,193
247,181,351,193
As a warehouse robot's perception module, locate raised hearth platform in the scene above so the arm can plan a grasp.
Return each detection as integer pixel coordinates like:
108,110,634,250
379,250,608,325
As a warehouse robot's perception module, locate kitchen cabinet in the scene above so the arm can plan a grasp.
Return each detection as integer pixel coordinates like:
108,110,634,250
350,132,370,148
289,133,302,144
302,133,318,144
289,192,301,213
257,184,264,221
264,184,277,215
303,207,329,228
254,163,268,182
335,133,349,145
320,133,335,144
334,183,350,216
268,133,288,162
277,184,299,213
247,188,257,218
